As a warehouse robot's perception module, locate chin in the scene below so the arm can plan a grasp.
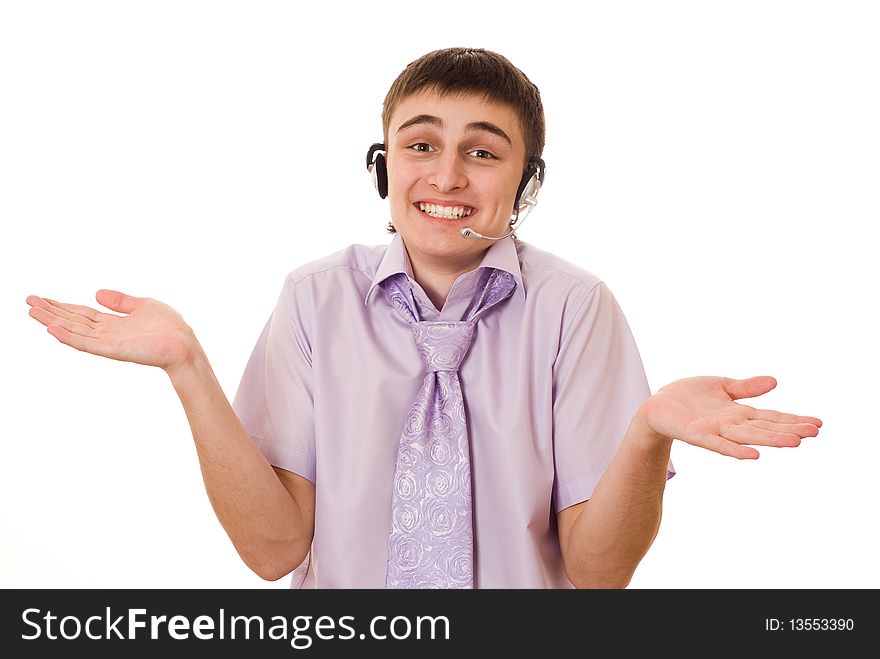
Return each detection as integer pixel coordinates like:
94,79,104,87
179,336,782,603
394,207,507,257
405,231,469,253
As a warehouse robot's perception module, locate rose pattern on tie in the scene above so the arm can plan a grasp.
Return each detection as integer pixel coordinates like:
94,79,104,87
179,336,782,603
381,268,516,588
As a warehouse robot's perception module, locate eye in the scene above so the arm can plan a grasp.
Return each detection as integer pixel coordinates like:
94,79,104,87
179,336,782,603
468,149,496,160
408,143,433,153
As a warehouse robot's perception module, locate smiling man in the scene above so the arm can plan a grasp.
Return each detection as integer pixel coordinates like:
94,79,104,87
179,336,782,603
384,91,528,308
235,48,676,588
27,47,822,589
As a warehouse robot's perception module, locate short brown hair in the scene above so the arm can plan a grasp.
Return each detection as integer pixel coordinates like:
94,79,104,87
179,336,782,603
382,47,545,165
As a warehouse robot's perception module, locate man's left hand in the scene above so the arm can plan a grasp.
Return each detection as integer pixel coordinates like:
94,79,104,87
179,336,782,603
636,375,822,459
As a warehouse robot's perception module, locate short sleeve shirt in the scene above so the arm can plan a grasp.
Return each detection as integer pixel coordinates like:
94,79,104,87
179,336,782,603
231,234,675,588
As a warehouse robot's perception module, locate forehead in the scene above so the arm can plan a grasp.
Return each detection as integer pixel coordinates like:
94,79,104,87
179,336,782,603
389,90,525,148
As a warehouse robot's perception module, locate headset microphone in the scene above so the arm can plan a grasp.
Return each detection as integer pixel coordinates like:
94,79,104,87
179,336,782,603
459,195,538,241
460,156,545,241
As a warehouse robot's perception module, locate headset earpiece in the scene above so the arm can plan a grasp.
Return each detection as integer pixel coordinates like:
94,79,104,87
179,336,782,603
514,157,546,210
366,143,388,199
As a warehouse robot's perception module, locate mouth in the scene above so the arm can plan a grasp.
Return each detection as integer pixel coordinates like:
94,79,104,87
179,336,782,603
414,202,477,222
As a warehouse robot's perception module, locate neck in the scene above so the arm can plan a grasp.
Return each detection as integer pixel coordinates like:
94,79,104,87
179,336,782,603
405,245,489,310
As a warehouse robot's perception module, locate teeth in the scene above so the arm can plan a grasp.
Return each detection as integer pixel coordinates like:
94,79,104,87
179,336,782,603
418,203,473,219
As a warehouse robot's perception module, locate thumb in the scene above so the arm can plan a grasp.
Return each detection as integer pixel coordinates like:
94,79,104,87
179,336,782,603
96,289,148,314
724,375,777,401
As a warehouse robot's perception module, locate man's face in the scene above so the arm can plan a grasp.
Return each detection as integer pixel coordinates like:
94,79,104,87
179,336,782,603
385,90,527,271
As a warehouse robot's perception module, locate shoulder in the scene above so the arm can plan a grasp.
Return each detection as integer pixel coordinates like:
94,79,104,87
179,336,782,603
515,240,604,301
272,244,387,330
285,243,387,288
513,241,630,343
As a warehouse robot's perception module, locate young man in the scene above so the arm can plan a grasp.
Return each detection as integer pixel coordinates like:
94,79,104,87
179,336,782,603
26,48,822,589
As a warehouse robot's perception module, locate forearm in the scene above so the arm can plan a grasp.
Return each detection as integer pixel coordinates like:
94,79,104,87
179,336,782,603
166,346,311,579
563,410,672,588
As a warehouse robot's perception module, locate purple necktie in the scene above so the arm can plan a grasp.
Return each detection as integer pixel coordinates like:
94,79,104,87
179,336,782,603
381,268,517,588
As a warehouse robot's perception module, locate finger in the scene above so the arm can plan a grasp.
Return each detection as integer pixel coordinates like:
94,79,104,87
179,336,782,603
30,297,99,329
96,289,148,315
45,323,110,356
720,421,802,448
691,431,760,460
750,408,823,428
45,297,107,323
722,375,777,401
28,304,97,335
747,419,820,438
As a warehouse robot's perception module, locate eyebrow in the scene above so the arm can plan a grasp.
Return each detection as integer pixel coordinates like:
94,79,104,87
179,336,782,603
396,114,512,146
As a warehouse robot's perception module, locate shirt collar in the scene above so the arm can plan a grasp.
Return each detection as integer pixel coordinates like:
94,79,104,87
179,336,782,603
364,233,526,306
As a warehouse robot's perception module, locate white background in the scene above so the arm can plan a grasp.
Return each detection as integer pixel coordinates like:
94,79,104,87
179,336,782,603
2,1,877,589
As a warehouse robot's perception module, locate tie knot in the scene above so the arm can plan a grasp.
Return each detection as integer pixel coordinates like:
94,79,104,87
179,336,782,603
411,321,475,373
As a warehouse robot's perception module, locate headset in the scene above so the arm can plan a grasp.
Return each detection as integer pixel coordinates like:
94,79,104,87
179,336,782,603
366,143,390,199
366,143,545,240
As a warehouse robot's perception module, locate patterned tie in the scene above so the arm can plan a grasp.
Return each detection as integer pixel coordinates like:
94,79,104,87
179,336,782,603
381,268,517,588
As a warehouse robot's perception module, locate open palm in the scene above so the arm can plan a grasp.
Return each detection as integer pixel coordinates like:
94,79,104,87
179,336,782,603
639,375,822,459
26,289,196,374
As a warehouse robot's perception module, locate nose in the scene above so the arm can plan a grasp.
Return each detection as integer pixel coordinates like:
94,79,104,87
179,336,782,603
426,150,467,193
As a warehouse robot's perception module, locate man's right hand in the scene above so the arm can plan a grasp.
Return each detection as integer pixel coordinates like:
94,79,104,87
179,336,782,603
26,289,199,376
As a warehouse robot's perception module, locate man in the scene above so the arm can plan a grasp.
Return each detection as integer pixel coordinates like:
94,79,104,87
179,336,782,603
25,47,822,588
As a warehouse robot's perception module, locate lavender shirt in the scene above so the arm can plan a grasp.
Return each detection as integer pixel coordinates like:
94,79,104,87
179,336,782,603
232,234,675,588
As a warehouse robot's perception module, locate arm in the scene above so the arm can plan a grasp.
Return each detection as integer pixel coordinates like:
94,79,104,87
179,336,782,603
26,289,315,581
558,375,822,589
557,410,671,589
168,349,315,581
